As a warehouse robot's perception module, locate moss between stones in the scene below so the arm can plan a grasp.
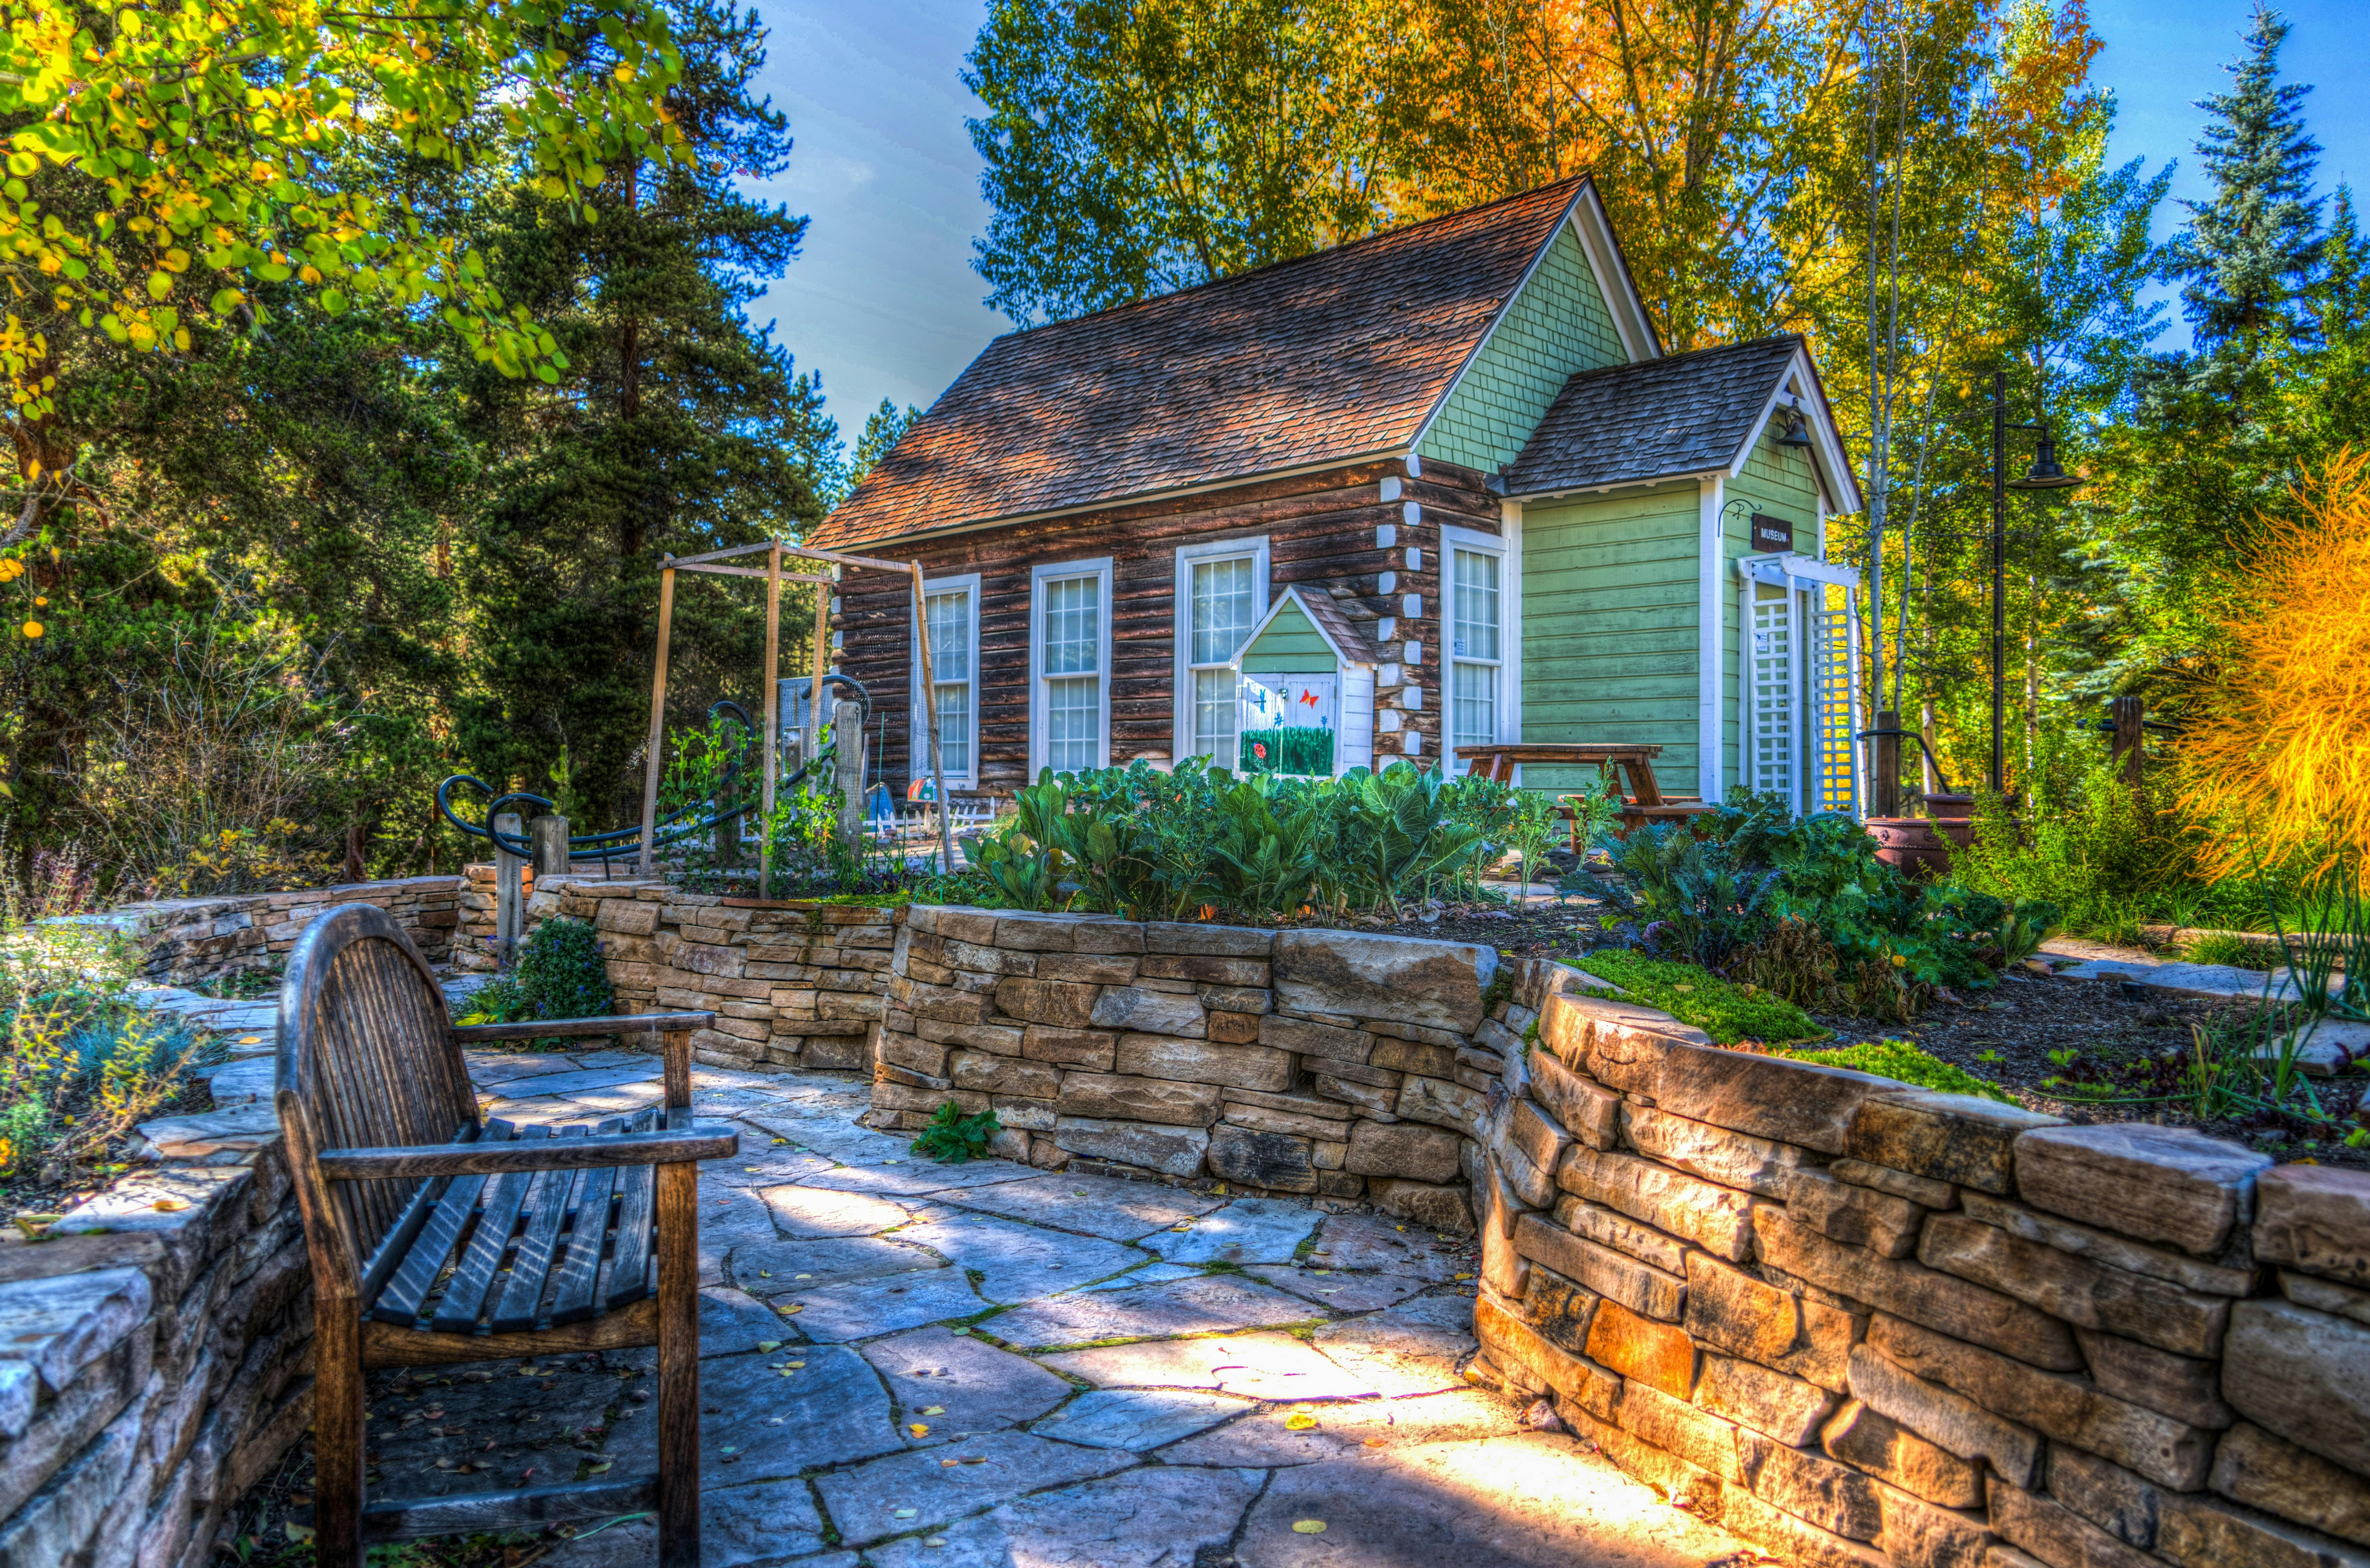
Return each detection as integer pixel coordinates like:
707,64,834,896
1576,951,1828,1047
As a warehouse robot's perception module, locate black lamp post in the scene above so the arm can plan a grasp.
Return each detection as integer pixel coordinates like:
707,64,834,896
1989,369,2084,797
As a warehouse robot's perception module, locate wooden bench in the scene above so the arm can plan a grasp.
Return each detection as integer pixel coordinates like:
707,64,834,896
275,904,735,1568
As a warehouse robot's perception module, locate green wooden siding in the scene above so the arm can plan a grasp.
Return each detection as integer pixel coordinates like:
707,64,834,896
1418,225,1629,475
1517,481,1706,796
1720,423,1823,785
1240,601,1337,672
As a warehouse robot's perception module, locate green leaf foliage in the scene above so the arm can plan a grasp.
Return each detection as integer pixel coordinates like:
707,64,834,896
912,1101,1002,1164
1574,950,1829,1047
1774,1039,2015,1104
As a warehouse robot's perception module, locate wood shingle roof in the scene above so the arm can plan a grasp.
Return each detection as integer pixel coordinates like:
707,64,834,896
813,179,1593,551
1503,335,1807,495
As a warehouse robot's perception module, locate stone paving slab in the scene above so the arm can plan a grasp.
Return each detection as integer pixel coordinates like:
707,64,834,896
860,1325,1071,1442
1246,1262,1433,1311
1140,1195,1325,1265
862,1463,1262,1568
934,1171,1226,1240
889,1212,1149,1303
1040,1331,1381,1402
1238,1434,1746,1568
810,1428,1135,1546
1159,1386,1523,1467
1029,1386,1248,1449
984,1271,1318,1350
784,1267,991,1343
342,1050,1753,1568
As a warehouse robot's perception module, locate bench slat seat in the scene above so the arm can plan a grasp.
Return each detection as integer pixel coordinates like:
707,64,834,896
274,902,722,1567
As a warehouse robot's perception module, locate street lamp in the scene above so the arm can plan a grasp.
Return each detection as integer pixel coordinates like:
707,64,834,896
1989,369,2084,797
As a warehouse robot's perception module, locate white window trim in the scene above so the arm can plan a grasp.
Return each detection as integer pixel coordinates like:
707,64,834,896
1171,534,1271,765
1442,523,1518,773
910,571,981,790
1030,556,1115,776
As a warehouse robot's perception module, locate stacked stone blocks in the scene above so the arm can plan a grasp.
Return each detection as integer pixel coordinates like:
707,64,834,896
512,876,898,1075
869,908,1505,1226
104,877,462,986
1473,956,2370,1568
0,1152,311,1568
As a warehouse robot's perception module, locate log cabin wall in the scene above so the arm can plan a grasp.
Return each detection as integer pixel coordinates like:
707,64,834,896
832,455,1502,796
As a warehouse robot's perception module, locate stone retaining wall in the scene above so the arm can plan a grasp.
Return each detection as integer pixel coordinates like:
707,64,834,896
866,908,1502,1225
94,877,463,986
0,1125,310,1568
1472,956,2370,1568
514,876,899,1075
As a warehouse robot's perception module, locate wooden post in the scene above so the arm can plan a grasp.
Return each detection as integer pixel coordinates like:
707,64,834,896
494,812,524,966
807,560,831,765
760,542,782,899
1871,709,1902,819
909,564,958,874
832,698,866,850
637,565,678,878
2111,695,2145,787
529,814,570,878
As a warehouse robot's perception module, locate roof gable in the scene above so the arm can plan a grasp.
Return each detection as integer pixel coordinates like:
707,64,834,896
1504,336,1860,506
814,180,1596,552
1231,586,1373,672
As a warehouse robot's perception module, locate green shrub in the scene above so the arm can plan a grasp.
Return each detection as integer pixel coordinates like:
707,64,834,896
2184,932,2273,970
911,1101,1001,1163
1774,1039,2015,1103
1576,950,1829,1046
515,917,614,1020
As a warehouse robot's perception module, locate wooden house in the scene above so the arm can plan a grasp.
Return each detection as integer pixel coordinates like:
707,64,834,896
812,176,1866,812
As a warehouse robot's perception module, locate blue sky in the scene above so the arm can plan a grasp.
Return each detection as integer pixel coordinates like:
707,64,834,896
737,0,2368,439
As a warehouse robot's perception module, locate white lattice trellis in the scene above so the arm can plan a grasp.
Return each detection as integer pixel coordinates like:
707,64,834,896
1809,587,1861,816
1745,586,1797,800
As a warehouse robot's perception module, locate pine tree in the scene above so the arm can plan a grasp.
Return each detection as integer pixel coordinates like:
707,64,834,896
455,0,842,825
2160,4,2324,387
847,400,923,495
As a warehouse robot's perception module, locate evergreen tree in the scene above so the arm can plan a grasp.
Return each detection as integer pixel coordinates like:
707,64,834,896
456,0,840,826
848,400,923,494
2160,4,2324,387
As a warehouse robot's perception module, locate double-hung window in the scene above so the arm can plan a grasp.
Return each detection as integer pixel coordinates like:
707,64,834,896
913,574,978,786
1446,530,1508,767
1174,537,1269,765
1032,559,1112,774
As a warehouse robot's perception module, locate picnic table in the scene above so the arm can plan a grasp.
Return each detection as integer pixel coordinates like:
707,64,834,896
1453,743,1717,842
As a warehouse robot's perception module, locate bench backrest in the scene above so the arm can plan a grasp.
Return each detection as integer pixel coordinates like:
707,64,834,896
275,903,479,1291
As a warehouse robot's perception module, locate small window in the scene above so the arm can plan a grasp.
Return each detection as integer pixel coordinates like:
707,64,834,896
1034,561,1111,774
1450,545,1502,757
914,576,979,786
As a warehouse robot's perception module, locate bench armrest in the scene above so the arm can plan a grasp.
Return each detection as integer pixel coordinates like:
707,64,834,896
449,1011,715,1044
318,1122,739,1181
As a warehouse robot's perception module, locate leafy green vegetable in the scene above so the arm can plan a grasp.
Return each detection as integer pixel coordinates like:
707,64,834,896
1575,950,1828,1046
912,1101,1002,1164
1774,1039,2016,1103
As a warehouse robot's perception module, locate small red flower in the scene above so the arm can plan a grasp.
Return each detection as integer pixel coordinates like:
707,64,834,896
1253,742,1267,759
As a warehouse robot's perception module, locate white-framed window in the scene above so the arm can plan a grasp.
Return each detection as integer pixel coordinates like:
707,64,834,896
1445,525,1511,768
911,573,979,788
1172,535,1270,766
1030,558,1113,775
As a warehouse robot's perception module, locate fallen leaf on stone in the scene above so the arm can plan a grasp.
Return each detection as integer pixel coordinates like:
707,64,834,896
585,1460,613,1474
960,1456,987,1464
921,1405,944,1414
786,1360,806,1368
941,1459,959,1468
924,1538,948,1548
1171,1223,1193,1232
757,1340,781,1352
1284,1413,1319,1430
909,1423,930,1437
239,1035,262,1045
794,1272,812,1279
893,1508,918,1519
154,1198,190,1212
1292,1520,1327,1534
1363,1437,1385,1447
778,1304,803,1315
283,1522,315,1545
771,1137,787,1145
949,1327,970,1336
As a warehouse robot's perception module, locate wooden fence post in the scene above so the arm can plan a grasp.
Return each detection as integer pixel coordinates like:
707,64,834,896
1871,709,1902,819
637,565,677,879
2111,695,2146,787
494,812,524,966
530,814,570,879
832,698,866,850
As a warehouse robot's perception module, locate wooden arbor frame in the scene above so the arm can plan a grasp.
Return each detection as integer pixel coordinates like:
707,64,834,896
635,539,956,891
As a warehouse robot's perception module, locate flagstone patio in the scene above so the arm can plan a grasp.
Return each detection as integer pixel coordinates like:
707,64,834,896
350,1048,1755,1568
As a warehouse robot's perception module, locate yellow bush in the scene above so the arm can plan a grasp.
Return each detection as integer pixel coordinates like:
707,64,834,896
2182,449,2370,877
